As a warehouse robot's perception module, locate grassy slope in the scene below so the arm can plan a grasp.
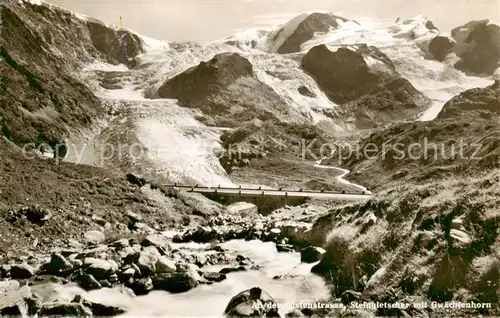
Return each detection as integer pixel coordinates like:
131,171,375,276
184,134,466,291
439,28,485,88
0,137,222,258
303,84,500,316
307,171,499,316
329,83,500,190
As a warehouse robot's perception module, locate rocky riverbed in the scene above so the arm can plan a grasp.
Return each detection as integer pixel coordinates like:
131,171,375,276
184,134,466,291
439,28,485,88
0,202,334,317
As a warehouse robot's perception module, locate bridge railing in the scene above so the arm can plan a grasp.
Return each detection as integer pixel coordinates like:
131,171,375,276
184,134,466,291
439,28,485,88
163,184,371,195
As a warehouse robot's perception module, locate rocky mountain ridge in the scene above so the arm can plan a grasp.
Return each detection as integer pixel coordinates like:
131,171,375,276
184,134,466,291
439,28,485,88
427,19,500,75
0,0,144,154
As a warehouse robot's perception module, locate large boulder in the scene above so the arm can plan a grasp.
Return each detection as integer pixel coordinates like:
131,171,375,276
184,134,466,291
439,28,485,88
127,277,153,295
436,81,500,120
155,256,177,274
274,12,348,54
10,264,35,279
45,253,74,277
300,246,325,263
83,258,113,280
450,20,500,75
83,230,106,245
152,272,199,293
224,287,280,317
227,202,259,219
302,44,428,128
39,302,93,316
0,281,40,316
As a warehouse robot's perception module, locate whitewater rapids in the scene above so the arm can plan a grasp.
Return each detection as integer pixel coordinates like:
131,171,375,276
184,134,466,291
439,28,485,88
32,240,330,317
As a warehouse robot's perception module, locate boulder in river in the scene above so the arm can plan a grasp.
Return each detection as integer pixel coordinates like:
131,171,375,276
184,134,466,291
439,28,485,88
136,250,159,276
224,287,280,317
0,281,41,316
127,277,153,295
83,300,126,316
83,257,113,280
300,246,325,263
141,234,170,255
10,264,36,279
155,256,177,274
38,302,93,316
202,272,227,283
45,253,74,277
152,272,199,293
78,273,102,291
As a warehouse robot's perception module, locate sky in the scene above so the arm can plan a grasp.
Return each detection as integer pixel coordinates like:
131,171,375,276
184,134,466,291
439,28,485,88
48,0,500,43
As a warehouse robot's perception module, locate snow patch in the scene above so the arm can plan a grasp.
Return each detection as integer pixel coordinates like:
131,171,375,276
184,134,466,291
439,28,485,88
268,13,309,52
364,55,381,67
140,35,171,52
18,0,43,5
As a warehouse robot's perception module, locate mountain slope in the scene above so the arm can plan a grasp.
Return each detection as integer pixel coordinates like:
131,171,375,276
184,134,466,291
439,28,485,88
0,0,143,153
274,12,348,54
0,2,499,317
331,82,500,189
302,44,429,128
426,19,500,76
305,170,499,316
0,0,222,255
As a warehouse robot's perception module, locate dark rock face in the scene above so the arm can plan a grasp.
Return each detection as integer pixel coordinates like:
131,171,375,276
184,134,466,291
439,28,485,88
450,20,500,75
425,20,439,32
86,18,143,68
0,1,144,151
158,52,253,104
224,287,280,317
311,237,358,297
297,85,316,98
277,13,348,54
428,36,455,61
300,246,324,263
157,52,291,127
126,173,147,187
303,44,396,103
218,120,331,173
437,81,500,120
302,44,428,128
